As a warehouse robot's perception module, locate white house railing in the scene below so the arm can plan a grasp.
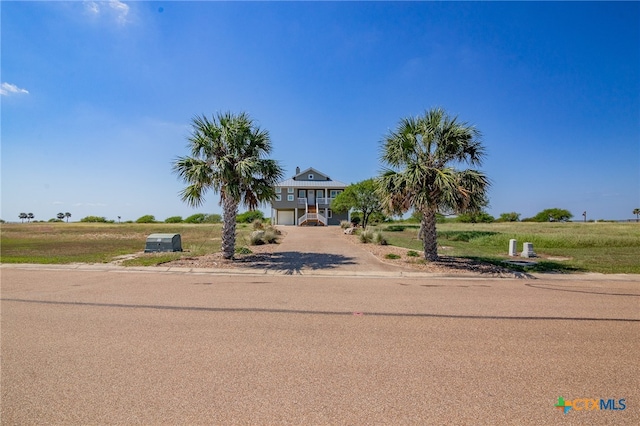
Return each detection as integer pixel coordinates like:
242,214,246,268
298,212,327,226
296,197,334,206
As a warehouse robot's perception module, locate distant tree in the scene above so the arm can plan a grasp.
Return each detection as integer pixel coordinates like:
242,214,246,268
497,212,521,222
408,210,447,223
184,213,207,224
634,208,640,222
378,108,490,261
456,211,495,223
331,179,382,229
165,216,183,223
173,112,284,259
57,212,65,220
65,212,72,222
19,212,27,223
136,215,157,223
203,213,222,223
27,213,34,223
80,216,108,223
530,208,573,222
236,210,265,223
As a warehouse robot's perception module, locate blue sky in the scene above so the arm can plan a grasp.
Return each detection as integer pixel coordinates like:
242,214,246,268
2,1,639,222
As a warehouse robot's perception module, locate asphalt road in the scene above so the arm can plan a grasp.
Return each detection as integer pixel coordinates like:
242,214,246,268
1,266,639,425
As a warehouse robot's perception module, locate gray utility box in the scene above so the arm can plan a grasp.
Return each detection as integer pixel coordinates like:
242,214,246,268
144,233,182,253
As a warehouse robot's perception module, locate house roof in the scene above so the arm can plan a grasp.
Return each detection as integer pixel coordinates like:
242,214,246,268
275,166,347,188
276,178,347,188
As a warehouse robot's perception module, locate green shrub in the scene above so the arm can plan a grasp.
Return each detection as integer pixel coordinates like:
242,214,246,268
456,211,495,223
165,216,183,223
136,215,156,223
184,213,206,223
340,220,351,229
385,253,401,259
497,212,520,222
80,216,108,223
252,219,264,230
237,210,264,223
235,246,252,254
203,214,222,223
407,250,420,257
183,213,222,224
386,225,406,232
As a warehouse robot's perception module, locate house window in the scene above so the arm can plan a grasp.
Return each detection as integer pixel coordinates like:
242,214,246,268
328,210,333,218
275,194,281,201
308,174,314,180
275,187,281,194
330,190,342,198
287,195,294,201
298,189,306,198
287,187,294,193
316,190,324,198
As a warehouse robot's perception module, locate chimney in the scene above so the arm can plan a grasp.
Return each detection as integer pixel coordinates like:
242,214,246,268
295,166,300,174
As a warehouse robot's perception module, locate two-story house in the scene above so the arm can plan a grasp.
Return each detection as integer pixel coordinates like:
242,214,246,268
271,167,348,226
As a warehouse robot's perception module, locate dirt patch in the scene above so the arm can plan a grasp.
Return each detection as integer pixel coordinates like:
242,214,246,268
336,228,520,277
163,243,279,269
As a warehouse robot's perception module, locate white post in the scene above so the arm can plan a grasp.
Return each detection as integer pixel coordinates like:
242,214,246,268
509,239,517,256
521,242,536,258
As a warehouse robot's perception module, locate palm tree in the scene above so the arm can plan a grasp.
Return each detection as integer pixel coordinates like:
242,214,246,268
57,212,65,221
65,212,71,223
633,208,640,222
173,112,284,259
19,212,27,223
378,108,490,261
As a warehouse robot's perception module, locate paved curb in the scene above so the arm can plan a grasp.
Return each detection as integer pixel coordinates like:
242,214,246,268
3,263,640,281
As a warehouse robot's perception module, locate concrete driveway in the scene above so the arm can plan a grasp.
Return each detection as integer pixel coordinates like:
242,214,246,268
243,225,409,275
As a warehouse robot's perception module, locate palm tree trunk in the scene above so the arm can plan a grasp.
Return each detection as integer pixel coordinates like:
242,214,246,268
421,207,438,261
221,198,239,259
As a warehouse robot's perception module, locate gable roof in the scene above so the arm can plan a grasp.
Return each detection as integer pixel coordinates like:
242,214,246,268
294,167,326,180
276,178,347,188
275,167,347,188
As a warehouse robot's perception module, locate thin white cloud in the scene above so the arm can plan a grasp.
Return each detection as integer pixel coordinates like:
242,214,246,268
84,1,100,15
84,0,130,24
1,82,29,96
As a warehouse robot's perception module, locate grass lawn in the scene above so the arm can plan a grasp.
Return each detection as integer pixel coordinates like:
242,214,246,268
2,221,639,274
0,222,259,265
377,222,640,274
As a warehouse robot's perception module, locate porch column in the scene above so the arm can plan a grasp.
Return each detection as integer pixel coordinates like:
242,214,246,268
295,207,298,226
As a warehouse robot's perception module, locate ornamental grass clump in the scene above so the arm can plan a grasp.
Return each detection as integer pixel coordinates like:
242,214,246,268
249,226,280,245
372,231,388,245
359,229,374,243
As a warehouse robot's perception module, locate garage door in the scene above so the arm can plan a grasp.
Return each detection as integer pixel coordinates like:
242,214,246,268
278,211,295,225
